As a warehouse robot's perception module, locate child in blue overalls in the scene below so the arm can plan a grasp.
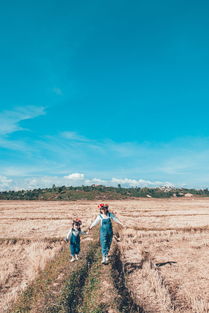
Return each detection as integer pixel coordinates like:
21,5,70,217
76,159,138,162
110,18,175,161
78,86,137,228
65,219,86,262
88,204,123,264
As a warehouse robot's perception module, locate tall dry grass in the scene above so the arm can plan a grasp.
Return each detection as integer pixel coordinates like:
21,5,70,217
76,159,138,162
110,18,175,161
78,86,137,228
119,224,209,313
0,240,63,313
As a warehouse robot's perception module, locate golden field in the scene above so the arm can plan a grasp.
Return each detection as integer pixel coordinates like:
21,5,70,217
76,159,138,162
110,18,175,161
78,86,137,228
1,198,209,313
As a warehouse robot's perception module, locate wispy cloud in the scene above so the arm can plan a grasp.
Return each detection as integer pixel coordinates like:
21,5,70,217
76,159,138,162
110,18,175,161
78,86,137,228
0,105,45,136
0,176,13,190
0,105,46,154
0,173,175,191
16,131,209,187
0,138,28,151
2,123,209,188
61,131,89,142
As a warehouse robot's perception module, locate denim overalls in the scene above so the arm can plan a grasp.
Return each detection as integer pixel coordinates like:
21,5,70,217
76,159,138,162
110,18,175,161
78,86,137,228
70,230,81,256
100,213,113,256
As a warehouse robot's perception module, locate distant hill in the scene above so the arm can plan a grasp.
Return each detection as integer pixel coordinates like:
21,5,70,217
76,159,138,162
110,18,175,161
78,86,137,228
0,185,209,200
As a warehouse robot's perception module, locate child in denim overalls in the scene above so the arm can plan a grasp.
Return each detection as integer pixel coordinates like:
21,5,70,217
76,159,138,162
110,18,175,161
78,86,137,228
65,219,86,262
88,204,123,264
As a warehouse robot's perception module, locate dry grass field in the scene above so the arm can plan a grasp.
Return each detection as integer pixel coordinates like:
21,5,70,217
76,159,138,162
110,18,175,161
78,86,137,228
1,198,209,312
119,199,209,313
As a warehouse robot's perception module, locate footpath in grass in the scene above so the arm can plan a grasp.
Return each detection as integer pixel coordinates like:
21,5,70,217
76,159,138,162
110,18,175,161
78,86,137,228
8,229,145,313
8,234,99,313
77,248,120,313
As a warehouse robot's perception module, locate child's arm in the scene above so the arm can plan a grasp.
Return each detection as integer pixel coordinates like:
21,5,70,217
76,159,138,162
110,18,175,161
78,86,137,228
88,215,101,230
110,213,124,227
80,230,87,235
65,229,72,242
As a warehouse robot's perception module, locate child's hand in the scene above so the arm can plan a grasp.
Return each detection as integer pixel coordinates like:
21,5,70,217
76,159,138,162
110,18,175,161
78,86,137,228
113,233,121,242
64,238,68,243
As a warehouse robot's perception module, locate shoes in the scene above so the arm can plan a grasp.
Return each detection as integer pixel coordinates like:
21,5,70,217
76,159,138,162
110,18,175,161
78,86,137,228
101,255,109,264
75,254,79,260
101,256,106,264
70,257,76,262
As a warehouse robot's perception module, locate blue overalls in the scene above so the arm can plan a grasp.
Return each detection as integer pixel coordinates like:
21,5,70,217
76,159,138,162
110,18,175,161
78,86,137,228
70,230,80,256
100,213,113,256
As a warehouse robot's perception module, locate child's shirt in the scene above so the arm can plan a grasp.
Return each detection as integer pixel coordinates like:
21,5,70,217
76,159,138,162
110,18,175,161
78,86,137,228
66,228,86,241
90,212,122,229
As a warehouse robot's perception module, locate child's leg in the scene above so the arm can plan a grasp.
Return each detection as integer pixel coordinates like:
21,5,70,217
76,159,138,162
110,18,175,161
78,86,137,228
75,245,80,260
69,244,76,262
100,231,108,256
101,233,113,263
70,244,75,257
106,232,113,255
74,243,80,260
75,244,80,255
104,234,113,261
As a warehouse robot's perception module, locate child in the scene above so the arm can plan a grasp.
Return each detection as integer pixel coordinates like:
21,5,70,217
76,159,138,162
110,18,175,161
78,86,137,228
65,218,86,262
88,204,123,264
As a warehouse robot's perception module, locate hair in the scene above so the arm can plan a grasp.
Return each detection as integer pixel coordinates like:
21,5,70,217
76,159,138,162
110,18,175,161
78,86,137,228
72,221,81,231
100,206,109,214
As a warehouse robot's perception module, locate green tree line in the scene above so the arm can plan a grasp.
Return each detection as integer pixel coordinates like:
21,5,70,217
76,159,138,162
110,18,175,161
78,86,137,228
0,185,209,200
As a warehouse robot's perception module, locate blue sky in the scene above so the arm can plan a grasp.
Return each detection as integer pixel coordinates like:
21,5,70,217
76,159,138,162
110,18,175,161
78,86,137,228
0,0,209,190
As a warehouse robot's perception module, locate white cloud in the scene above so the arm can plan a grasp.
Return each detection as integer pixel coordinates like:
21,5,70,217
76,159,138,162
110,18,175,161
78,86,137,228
64,173,85,180
85,178,106,184
0,176,13,191
2,124,209,189
0,173,176,191
0,105,45,136
111,177,174,187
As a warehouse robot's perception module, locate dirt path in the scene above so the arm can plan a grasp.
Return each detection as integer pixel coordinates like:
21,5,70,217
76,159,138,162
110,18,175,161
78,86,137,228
8,236,99,313
8,230,147,313
111,244,145,313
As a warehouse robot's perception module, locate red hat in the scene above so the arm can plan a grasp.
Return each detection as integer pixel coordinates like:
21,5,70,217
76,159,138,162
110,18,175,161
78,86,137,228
73,218,82,225
98,203,109,209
